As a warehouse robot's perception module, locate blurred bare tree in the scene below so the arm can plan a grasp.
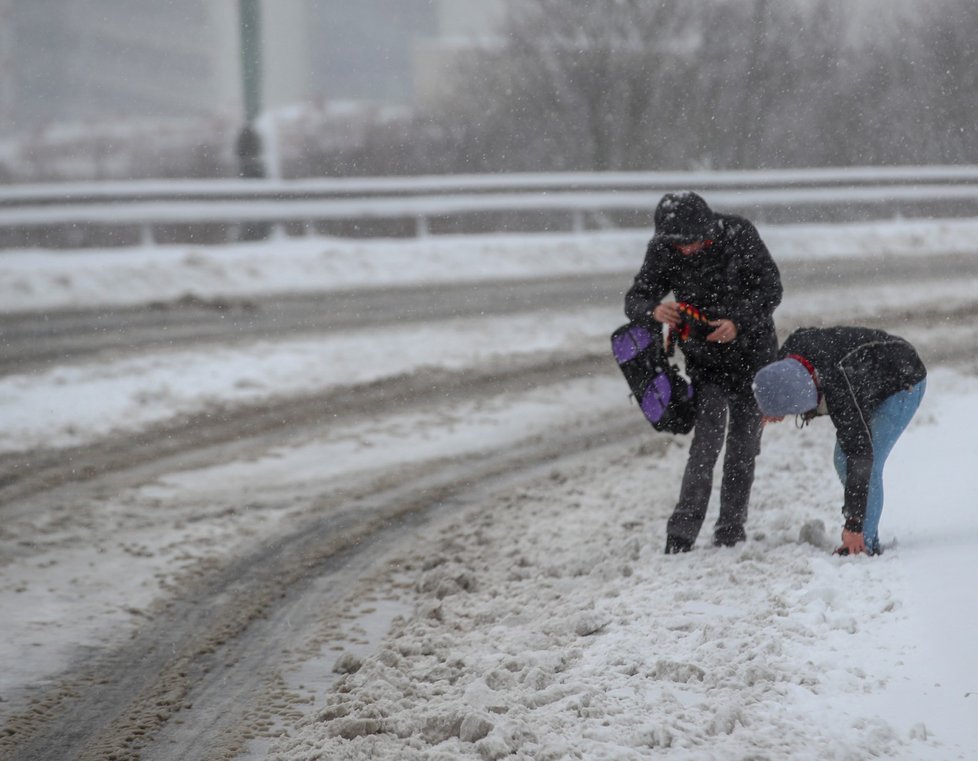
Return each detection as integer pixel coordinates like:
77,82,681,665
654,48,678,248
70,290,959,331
917,0,978,163
427,0,978,172
429,0,699,172
2,0,977,181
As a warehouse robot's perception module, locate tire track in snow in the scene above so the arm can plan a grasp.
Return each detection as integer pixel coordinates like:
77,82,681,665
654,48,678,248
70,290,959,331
0,403,652,761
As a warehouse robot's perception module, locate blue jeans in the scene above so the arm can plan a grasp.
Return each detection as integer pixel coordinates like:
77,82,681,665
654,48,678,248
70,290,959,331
833,379,926,553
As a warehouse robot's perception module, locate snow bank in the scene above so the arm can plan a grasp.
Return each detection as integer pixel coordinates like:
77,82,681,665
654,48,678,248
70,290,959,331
3,217,978,314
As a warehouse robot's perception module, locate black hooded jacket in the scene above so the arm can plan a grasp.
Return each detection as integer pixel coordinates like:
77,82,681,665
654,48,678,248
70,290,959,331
779,327,927,533
625,212,783,394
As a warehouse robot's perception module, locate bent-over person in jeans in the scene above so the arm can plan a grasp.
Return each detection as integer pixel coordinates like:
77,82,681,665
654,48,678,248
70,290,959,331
753,326,927,556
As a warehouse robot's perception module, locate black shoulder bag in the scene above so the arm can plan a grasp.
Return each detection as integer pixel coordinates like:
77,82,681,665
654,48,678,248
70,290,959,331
611,321,697,434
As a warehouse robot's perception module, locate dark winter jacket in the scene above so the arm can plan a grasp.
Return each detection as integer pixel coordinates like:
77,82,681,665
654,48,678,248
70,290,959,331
624,213,783,394
779,326,927,533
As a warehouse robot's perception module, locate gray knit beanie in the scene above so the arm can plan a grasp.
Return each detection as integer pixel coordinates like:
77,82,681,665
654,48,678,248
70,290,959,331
752,358,818,416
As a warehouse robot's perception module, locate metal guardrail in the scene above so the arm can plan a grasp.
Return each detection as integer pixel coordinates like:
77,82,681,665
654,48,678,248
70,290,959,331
2,167,978,248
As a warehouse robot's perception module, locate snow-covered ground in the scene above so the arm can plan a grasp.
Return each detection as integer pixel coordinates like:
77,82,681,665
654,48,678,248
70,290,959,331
1,218,977,759
270,369,978,760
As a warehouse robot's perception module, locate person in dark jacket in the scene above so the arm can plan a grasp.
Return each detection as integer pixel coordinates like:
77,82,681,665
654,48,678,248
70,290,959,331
752,327,927,556
625,191,783,553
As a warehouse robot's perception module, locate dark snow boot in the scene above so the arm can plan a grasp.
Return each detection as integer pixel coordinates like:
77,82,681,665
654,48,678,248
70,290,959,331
712,525,746,548
665,535,693,554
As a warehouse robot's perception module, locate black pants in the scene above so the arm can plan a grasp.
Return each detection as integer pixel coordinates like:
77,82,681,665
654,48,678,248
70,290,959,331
666,381,763,544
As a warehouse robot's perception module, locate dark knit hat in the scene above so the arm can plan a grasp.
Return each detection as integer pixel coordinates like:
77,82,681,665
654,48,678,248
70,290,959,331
752,358,818,416
654,191,716,243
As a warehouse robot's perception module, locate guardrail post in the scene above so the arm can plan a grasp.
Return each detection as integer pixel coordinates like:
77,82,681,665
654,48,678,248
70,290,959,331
416,215,429,238
572,209,585,234
140,223,155,247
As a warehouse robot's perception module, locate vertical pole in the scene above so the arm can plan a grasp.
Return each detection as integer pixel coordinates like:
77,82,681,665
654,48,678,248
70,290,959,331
239,0,262,126
0,0,14,133
236,0,268,239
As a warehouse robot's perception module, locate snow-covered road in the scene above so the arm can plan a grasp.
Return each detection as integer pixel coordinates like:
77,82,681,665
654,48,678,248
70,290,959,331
1,221,977,760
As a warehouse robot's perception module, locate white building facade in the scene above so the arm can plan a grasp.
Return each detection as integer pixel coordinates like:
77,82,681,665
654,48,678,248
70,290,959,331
0,0,505,138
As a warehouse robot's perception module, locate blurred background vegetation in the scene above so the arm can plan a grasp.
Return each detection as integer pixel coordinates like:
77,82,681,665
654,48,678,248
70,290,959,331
0,0,975,182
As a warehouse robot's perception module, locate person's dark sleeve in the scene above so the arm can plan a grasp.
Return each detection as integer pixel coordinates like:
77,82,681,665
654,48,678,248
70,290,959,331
624,241,671,324
725,221,783,332
776,330,801,361
840,447,873,533
826,370,875,533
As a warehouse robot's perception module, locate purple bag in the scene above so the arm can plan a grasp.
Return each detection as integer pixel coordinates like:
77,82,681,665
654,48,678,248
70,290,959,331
611,322,696,434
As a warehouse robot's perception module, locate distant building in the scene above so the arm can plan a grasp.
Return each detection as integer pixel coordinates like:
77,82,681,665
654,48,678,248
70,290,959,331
0,0,505,138
0,0,236,135
414,0,506,107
